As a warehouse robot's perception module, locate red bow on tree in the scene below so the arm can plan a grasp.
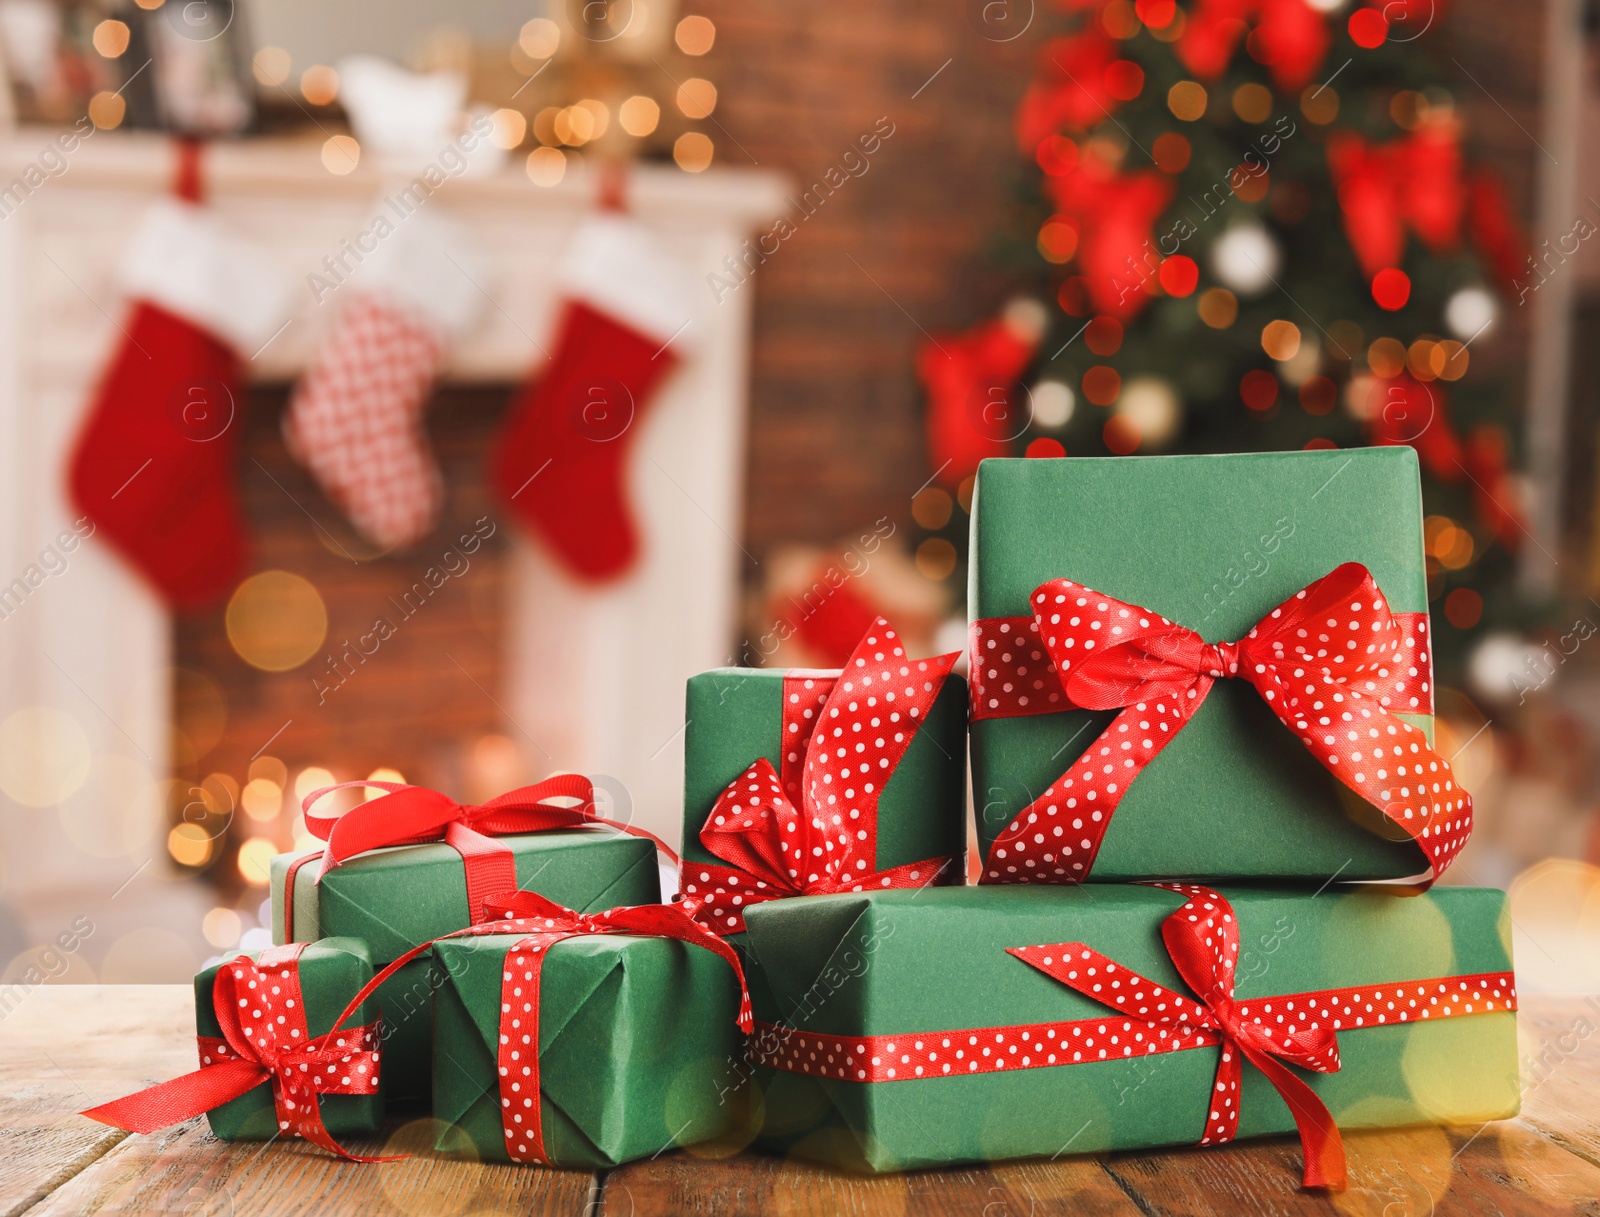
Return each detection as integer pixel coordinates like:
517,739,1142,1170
82,945,390,1161
681,619,962,933
1178,0,1331,93
1328,122,1465,279
1366,377,1527,551
1010,884,1347,1189
917,304,1046,488
300,776,678,927
981,563,1471,885
1045,153,1174,320
1015,32,1125,152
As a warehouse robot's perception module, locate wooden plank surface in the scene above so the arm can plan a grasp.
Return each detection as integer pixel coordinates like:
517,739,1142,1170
8,988,1600,1216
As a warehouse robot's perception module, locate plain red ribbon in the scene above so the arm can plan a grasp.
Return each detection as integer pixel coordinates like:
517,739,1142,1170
300,776,679,927
1011,884,1347,1189
982,563,1470,887
81,944,390,1162
680,618,962,934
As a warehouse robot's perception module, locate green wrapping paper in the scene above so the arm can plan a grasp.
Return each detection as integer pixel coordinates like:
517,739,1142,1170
194,937,384,1141
679,666,968,885
269,830,661,1101
969,449,1433,881
741,885,1518,1173
431,932,749,1167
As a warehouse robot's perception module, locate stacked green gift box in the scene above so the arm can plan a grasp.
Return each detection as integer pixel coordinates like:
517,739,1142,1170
84,448,1518,1191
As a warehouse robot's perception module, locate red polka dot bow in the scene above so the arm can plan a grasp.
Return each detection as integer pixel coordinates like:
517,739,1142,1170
298,775,678,928
681,618,963,934
984,563,1469,886
81,944,390,1161
1011,885,1347,1190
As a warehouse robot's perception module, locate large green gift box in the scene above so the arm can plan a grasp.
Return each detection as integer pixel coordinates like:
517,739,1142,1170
678,663,968,904
270,830,661,1101
431,931,749,1167
741,885,1517,1174
970,448,1442,882
195,937,385,1141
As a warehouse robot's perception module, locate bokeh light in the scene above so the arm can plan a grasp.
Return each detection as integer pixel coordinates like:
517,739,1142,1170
619,95,661,137
519,17,560,59
915,538,957,581
294,765,337,802
168,823,215,868
912,487,954,530
526,147,567,186
252,46,290,87
92,19,129,57
0,706,90,807
1167,80,1207,121
300,64,339,106
241,777,283,821
88,92,125,129
674,132,715,172
365,767,405,799
490,108,527,149
202,907,242,949
226,571,328,671
676,79,718,119
237,837,277,886
675,15,717,55
321,135,361,175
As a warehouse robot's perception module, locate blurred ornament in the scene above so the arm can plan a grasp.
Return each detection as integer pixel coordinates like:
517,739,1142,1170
1326,123,1464,279
1211,224,1280,294
337,56,502,175
1045,151,1174,318
1466,171,1530,295
1445,285,1497,340
917,298,1047,487
1116,376,1182,448
1178,0,1331,93
1468,632,1547,704
1031,379,1075,428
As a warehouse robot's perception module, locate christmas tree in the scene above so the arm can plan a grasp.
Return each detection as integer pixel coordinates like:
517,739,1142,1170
914,0,1535,684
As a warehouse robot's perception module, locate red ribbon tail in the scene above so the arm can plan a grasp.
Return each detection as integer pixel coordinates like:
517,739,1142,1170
82,1058,268,1134
1243,1046,1347,1191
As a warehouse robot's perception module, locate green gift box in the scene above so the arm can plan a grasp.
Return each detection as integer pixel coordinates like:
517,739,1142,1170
270,829,661,1102
431,931,750,1167
679,661,968,907
741,884,1518,1174
194,937,384,1141
970,448,1439,882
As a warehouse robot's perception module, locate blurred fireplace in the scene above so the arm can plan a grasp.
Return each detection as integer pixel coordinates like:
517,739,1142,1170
169,383,523,901
0,131,786,968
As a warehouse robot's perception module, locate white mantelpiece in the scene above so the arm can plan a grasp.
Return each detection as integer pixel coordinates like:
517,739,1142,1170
0,129,787,965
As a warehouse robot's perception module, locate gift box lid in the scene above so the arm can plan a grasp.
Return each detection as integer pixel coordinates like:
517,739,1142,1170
969,448,1434,880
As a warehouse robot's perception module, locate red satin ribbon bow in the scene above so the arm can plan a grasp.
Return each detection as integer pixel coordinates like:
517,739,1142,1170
81,944,390,1161
300,775,679,927
1010,885,1347,1189
681,618,962,934
983,563,1470,885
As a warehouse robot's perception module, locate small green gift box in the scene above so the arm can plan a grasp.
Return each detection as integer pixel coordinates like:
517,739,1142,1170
679,617,968,937
969,448,1461,884
431,917,751,1167
741,884,1518,1179
271,828,661,1102
194,937,385,1142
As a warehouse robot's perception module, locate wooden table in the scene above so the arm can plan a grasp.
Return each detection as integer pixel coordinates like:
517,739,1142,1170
5,987,1597,1216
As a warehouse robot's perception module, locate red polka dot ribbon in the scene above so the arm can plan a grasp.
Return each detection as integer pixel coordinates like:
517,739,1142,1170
974,564,1467,886
680,618,963,934
747,884,1516,1192
285,775,681,936
81,944,390,1162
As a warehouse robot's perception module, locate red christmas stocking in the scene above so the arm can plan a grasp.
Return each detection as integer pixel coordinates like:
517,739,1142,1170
285,212,485,550
490,212,691,582
68,193,288,608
